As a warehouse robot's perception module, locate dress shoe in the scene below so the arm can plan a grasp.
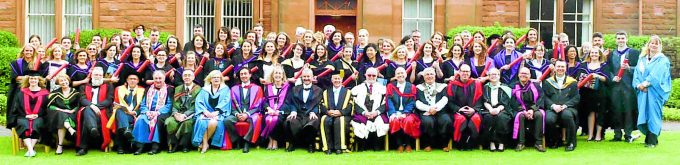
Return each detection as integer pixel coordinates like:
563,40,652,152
610,138,623,142
565,143,575,152
405,146,412,152
325,150,332,155
182,147,190,153
645,144,656,148
148,144,160,155
307,145,315,153
134,147,144,155
397,146,404,153
423,146,432,152
168,145,178,153
117,148,126,154
286,145,295,152
76,149,88,156
535,144,546,152
515,144,525,151
443,147,450,152
242,143,250,153
90,128,100,138
335,149,343,155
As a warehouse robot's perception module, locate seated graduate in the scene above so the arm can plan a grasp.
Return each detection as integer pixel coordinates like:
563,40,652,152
350,67,389,151
14,70,50,157
75,67,114,156
47,74,81,155
226,67,265,153
446,64,484,151
542,60,579,151
415,67,450,152
511,67,546,152
192,70,231,153
165,70,201,153
386,67,419,153
111,73,145,154
480,68,514,152
283,69,323,153
131,71,174,155
261,66,292,150
319,71,353,155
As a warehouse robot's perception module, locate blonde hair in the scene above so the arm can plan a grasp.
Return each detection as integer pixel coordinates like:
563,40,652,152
390,45,408,61
20,75,47,88
54,74,71,87
643,35,663,57
268,64,287,84
203,70,224,87
584,46,606,62
48,44,64,60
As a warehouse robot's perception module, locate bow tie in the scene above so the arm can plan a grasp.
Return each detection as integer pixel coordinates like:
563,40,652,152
242,84,252,88
303,88,311,91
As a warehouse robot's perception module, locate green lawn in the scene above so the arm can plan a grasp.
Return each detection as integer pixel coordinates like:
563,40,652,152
1,132,679,164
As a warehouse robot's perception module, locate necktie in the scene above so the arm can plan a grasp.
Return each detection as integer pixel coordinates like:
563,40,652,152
369,84,373,94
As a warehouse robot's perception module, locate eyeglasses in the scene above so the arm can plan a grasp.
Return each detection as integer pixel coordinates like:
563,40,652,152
88,48,96,50
366,74,377,77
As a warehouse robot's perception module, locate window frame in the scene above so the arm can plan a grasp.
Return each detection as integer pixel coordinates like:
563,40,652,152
62,0,93,36
26,0,57,42
562,0,593,47
401,0,435,38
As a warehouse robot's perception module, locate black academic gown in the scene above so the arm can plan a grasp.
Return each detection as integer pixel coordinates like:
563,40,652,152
542,76,580,147
319,87,353,152
283,84,323,148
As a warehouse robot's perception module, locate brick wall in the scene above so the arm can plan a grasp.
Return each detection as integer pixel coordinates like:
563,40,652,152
640,0,677,36
98,0,176,33
599,0,641,35
481,0,521,27
0,1,17,34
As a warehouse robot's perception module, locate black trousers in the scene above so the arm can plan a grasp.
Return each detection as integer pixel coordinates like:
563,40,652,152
320,115,350,151
420,112,452,148
545,108,577,146
285,113,320,147
517,111,544,144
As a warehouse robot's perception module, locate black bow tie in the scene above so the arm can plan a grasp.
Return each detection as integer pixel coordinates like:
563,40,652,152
303,88,311,91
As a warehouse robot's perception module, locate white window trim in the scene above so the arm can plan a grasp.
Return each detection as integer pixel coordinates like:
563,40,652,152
62,0,93,35
525,0,557,36
184,0,216,41
401,0,435,36
221,0,253,29
26,0,56,41
562,0,593,46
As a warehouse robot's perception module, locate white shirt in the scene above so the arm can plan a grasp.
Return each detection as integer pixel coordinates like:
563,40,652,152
489,85,499,106
302,84,312,103
92,87,100,104
333,86,342,106
556,75,566,89
241,83,251,98
396,82,406,111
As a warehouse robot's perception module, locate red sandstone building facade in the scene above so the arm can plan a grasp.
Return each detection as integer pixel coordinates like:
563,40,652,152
2,0,679,47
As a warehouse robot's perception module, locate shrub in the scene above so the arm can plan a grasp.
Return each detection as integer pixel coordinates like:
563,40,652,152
663,107,680,121
69,29,173,47
667,78,680,108
0,47,22,94
446,22,530,45
0,30,20,48
0,95,5,124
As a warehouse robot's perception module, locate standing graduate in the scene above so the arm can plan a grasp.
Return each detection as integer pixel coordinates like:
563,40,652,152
255,41,281,86
565,46,581,78
319,72,353,155
76,67,114,156
494,37,522,84
13,71,50,157
576,47,609,142
192,70,231,153
468,42,495,79
511,67,546,152
633,35,671,148
481,68,513,152
331,46,360,88
111,74,145,154
119,46,150,87
357,44,385,83
96,44,121,85
351,68,389,151
67,50,92,89
441,44,467,82
227,68,265,153
145,50,175,86
326,31,345,59
309,44,333,90
542,61,580,151
165,70,201,153
8,46,44,128
415,68,450,152
409,42,443,84
131,71,173,155
608,31,641,142
385,46,412,82
447,64,484,151
47,75,80,155
526,45,551,81
283,69,323,153
386,67,419,153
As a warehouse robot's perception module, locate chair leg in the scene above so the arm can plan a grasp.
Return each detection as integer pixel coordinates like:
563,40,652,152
44,145,50,153
11,128,18,155
448,139,453,150
415,138,420,151
384,134,389,152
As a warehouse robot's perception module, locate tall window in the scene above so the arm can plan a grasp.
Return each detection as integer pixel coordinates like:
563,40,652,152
222,0,253,32
185,0,216,42
402,0,433,39
63,0,93,35
27,0,56,42
563,0,592,47
526,0,555,49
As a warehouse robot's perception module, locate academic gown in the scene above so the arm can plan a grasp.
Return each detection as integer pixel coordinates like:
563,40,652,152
319,87,353,151
284,84,323,146
7,59,47,129
132,85,174,144
191,85,232,149
166,83,200,147
261,83,292,141
633,53,671,139
14,88,49,139
607,48,640,137
446,79,484,149
510,82,545,144
226,84,265,145
493,50,522,84
481,83,514,145
542,76,580,146
76,83,114,150
386,81,419,146
415,82,450,148
575,62,610,126
47,88,80,131
351,83,388,139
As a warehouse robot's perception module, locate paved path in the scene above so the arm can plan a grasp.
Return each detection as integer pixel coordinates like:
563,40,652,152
1,121,680,137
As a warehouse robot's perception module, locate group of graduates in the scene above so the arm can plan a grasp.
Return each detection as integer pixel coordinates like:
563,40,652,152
5,23,672,158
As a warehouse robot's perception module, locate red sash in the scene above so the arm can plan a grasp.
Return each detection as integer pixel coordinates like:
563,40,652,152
20,88,48,137
76,84,113,150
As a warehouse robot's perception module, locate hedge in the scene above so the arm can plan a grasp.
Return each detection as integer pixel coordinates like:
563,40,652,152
0,47,22,93
667,78,680,108
70,29,173,47
664,107,680,122
0,30,20,48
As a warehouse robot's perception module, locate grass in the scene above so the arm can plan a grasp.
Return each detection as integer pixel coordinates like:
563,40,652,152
1,131,680,164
